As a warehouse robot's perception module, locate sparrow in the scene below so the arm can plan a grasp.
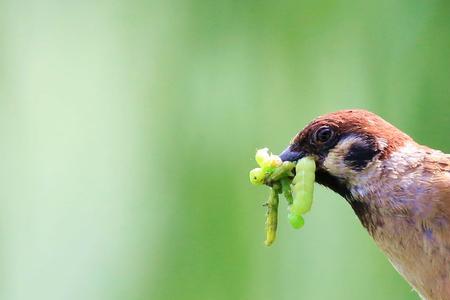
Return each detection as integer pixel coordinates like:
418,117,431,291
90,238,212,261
278,109,450,300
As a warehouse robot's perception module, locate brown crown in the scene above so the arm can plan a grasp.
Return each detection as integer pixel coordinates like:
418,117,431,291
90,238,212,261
292,109,413,158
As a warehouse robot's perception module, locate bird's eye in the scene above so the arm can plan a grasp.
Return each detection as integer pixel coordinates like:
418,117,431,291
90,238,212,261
313,127,334,144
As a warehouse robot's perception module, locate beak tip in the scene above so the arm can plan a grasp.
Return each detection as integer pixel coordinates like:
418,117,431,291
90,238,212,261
279,147,304,162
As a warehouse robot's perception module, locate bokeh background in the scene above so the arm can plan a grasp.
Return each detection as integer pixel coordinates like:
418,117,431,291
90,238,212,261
1,1,449,299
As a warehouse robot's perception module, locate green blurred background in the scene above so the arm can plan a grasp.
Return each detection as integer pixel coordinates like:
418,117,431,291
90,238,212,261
1,0,449,299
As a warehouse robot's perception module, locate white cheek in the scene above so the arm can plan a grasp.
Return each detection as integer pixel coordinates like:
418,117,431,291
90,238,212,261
322,136,360,179
323,149,379,196
323,150,349,177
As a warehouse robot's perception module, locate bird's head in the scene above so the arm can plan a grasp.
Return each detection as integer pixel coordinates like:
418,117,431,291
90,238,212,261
279,109,413,199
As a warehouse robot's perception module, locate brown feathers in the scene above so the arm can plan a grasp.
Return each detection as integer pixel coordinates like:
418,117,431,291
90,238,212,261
292,109,411,159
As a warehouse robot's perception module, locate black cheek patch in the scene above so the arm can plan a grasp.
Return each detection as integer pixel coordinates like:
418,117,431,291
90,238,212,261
344,139,380,171
315,169,351,200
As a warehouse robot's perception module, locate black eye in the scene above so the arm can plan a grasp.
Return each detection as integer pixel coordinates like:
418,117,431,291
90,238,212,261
313,127,334,144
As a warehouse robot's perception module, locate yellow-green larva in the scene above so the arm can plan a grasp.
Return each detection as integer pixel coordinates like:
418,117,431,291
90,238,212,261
265,183,280,246
280,178,293,205
249,148,316,244
249,168,265,185
289,157,316,228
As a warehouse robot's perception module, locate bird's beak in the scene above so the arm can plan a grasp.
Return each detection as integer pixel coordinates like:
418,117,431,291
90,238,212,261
279,146,305,162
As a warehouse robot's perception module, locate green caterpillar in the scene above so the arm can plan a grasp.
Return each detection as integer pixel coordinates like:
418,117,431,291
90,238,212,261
249,148,315,245
265,183,280,246
289,157,315,229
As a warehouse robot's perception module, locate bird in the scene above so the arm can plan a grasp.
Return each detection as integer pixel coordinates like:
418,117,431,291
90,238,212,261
278,109,450,300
